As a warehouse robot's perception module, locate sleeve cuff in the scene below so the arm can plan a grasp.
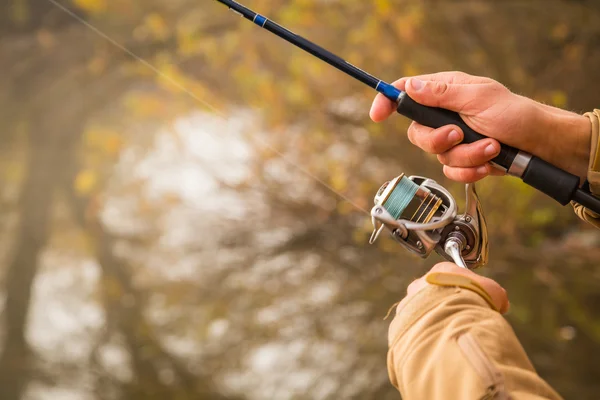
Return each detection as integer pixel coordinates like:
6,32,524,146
583,109,600,195
573,109,600,227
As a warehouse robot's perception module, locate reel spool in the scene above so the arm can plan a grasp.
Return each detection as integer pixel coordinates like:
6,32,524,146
370,174,488,269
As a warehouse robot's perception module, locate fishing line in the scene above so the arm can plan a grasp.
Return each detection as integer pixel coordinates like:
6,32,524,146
44,1,500,272
216,0,600,215
45,0,369,215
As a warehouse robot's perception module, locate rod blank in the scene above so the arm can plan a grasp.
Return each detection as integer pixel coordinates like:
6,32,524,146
214,0,600,214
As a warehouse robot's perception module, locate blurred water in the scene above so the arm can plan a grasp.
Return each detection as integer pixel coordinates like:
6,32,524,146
2,1,600,399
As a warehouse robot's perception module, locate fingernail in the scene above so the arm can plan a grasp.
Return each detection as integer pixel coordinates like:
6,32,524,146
448,130,461,144
477,165,488,175
409,78,424,91
484,143,498,157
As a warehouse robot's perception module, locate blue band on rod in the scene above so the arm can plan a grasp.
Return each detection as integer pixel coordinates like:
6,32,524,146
254,14,267,27
376,81,402,102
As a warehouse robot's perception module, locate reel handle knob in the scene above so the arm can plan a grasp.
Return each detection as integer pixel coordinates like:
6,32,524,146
444,238,468,269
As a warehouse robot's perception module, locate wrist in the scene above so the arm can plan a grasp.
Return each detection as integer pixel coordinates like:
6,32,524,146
537,103,591,183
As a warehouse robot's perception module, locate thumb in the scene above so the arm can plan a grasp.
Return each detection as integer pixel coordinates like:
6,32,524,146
405,77,484,112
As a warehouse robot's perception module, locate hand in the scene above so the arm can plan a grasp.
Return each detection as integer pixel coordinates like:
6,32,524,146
370,71,591,183
396,262,510,316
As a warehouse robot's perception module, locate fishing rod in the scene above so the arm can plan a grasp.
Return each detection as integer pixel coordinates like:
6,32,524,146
215,0,600,215
214,1,600,268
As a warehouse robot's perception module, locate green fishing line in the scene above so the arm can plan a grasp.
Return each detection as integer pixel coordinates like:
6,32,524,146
383,177,419,219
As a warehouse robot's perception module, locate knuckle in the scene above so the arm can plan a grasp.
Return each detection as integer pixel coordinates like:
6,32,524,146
450,71,469,83
489,81,510,97
457,169,471,181
430,141,443,154
431,262,455,272
407,123,418,144
424,136,438,153
457,168,478,183
437,153,450,165
432,82,449,96
430,132,449,154
392,77,407,89
438,146,464,166
467,150,480,167
443,165,453,178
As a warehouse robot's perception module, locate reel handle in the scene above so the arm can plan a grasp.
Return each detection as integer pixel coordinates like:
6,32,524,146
396,93,581,206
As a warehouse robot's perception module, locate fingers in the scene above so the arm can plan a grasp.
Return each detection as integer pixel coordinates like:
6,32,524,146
370,93,396,122
370,78,408,122
443,165,490,183
407,123,464,154
370,71,499,122
429,262,510,314
405,77,497,111
443,164,505,183
407,123,504,182
403,71,488,85
435,137,504,183
369,72,473,122
437,139,501,167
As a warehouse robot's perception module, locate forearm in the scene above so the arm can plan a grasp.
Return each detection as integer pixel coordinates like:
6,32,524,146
388,285,563,400
533,100,592,183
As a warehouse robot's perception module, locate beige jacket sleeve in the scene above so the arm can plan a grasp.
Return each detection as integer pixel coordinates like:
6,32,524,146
387,283,563,400
572,109,600,228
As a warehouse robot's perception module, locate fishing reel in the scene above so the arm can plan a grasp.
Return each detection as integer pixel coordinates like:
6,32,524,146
369,174,488,269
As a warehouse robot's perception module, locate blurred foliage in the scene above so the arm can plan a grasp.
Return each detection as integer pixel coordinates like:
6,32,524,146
0,0,599,399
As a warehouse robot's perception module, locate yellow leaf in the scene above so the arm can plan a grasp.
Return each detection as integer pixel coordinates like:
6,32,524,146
103,135,123,155
329,169,347,192
403,63,420,77
156,64,188,94
145,13,169,41
565,44,582,62
551,91,567,108
102,275,123,300
375,0,392,15
73,0,107,14
352,228,367,245
74,170,97,196
551,23,569,41
177,31,200,56
88,56,107,75
379,236,402,253
337,202,354,215
123,94,167,117
84,128,123,154
286,82,310,105
12,0,29,23
3,162,23,183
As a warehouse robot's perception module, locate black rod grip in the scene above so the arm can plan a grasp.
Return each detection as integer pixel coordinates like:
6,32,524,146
396,92,584,206
521,158,580,205
396,92,519,170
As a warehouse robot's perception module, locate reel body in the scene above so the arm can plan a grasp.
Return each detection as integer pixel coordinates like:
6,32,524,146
370,174,488,269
